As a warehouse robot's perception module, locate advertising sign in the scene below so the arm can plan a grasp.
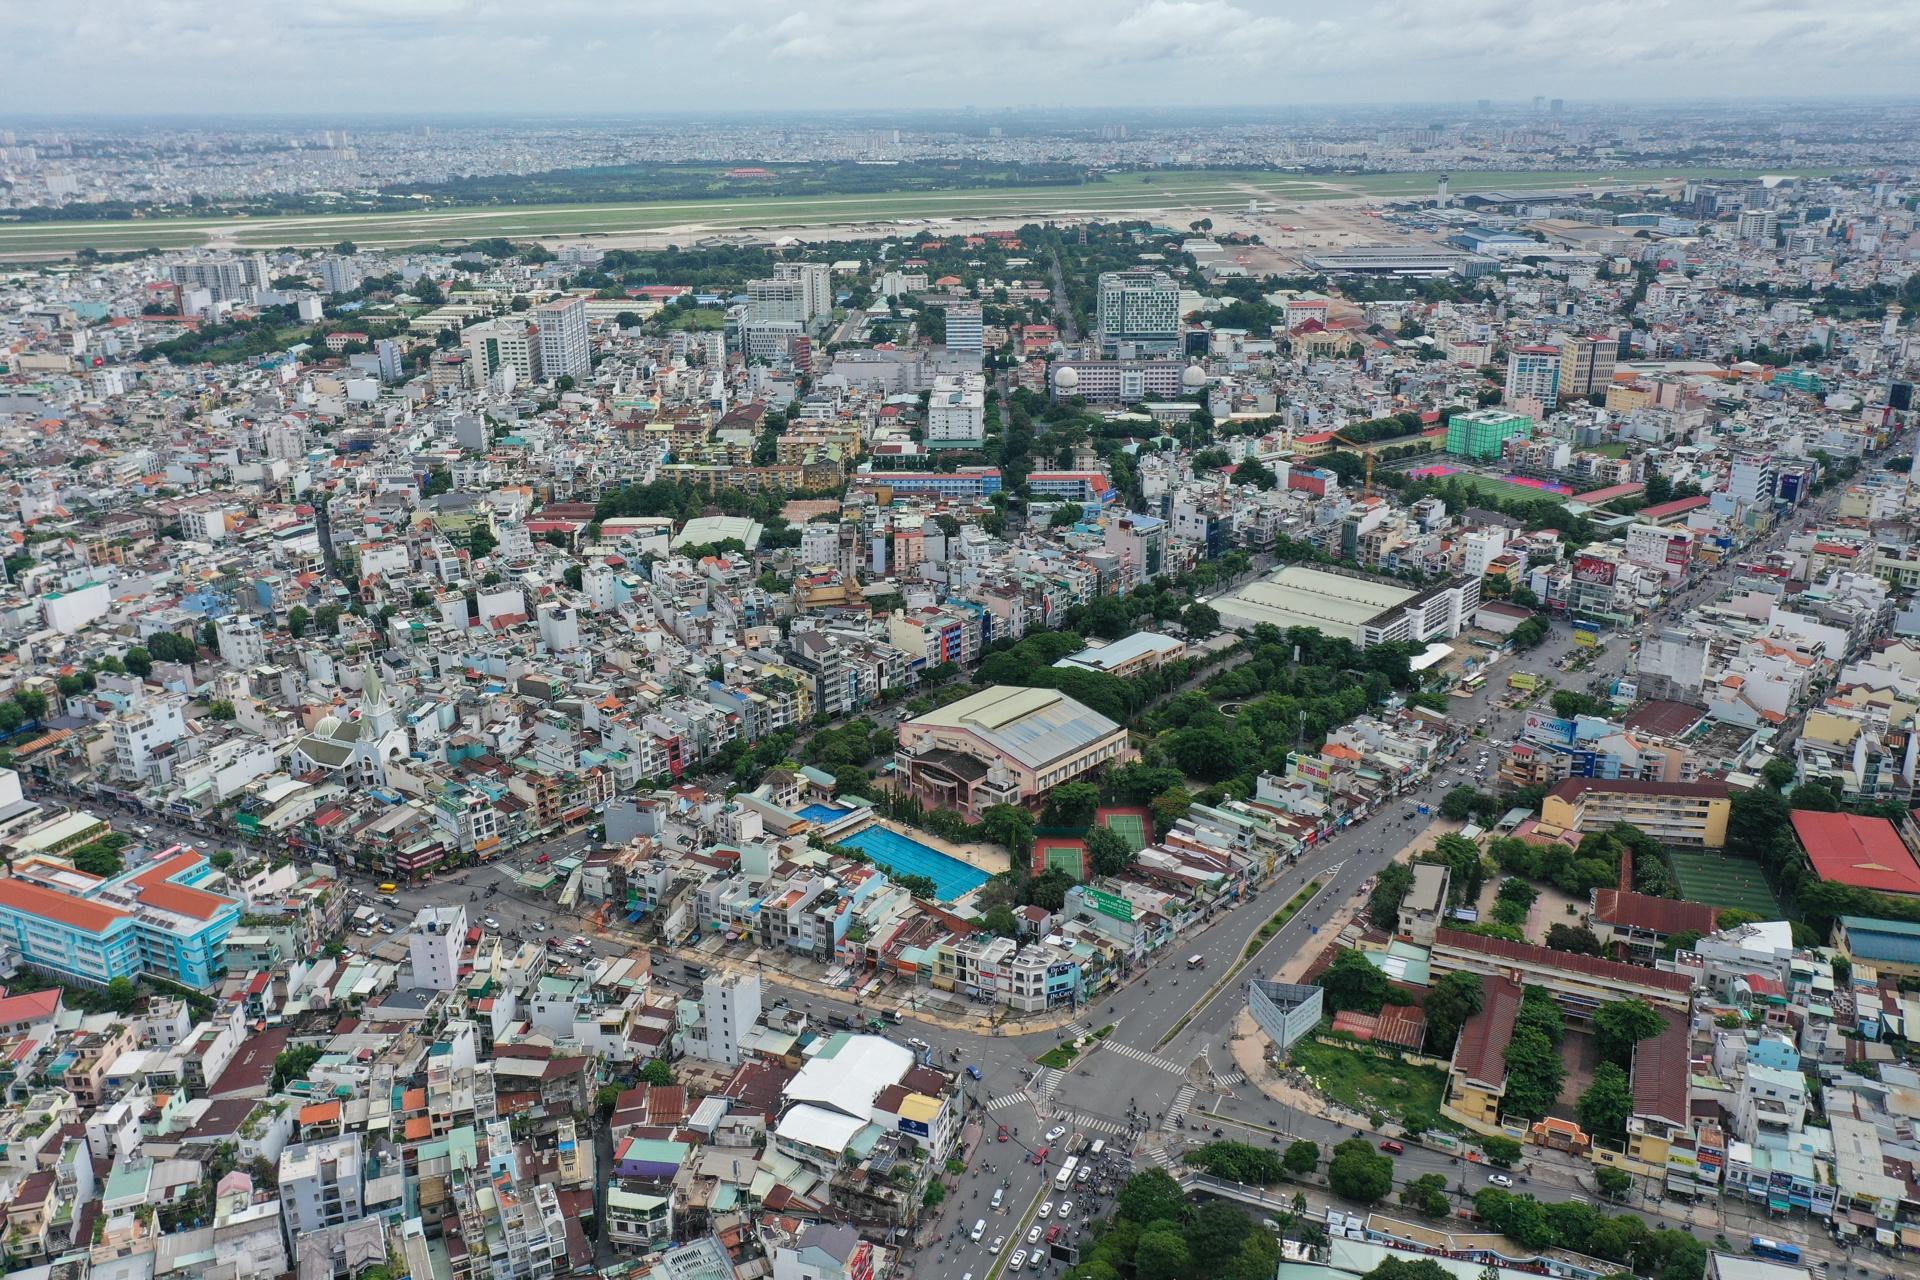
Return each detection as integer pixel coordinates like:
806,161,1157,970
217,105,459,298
1085,888,1134,922
1574,628,1599,647
1665,536,1692,568
1573,554,1617,586
1508,672,1539,691
1523,712,1577,743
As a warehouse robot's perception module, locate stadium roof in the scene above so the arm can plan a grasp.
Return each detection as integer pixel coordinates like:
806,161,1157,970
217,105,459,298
1790,810,1920,896
906,686,1122,769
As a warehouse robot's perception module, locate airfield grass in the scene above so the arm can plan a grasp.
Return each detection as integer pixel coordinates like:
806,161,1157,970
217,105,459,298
0,166,1805,256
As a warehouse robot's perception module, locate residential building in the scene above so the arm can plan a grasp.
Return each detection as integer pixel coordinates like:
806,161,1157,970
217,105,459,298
535,296,590,383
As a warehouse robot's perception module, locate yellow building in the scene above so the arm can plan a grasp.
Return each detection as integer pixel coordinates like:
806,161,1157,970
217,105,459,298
1541,778,1730,848
1442,974,1522,1134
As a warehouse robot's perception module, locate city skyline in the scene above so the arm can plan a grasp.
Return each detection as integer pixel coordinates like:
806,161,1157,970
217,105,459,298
7,0,1920,114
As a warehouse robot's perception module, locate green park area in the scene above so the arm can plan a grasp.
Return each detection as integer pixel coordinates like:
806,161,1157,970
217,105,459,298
1665,849,1782,917
1287,1034,1451,1130
0,166,1798,257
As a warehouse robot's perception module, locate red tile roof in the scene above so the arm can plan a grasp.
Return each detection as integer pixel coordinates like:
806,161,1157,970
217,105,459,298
1548,777,1731,803
1637,495,1712,520
0,879,127,934
130,852,232,920
1434,928,1695,993
1630,1009,1691,1126
1451,975,1522,1089
1592,889,1718,938
1791,810,1920,896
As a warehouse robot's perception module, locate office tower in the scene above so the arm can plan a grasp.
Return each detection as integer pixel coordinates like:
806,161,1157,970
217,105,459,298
465,319,541,385
773,262,833,320
945,300,983,353
1505,346,1561,410
1096,269,1182,354
318,255,359,295
1532,95,1545,112
536,296,590,383
1549,98,1564,114
1558,334,1616,400
1737,209,1778,243
376,337,403,383
747,277,808,326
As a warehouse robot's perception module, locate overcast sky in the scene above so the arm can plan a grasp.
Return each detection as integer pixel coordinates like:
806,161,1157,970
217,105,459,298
6,0,1918,115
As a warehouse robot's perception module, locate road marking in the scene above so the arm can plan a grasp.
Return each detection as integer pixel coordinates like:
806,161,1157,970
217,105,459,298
1215,1069,1248,1087
1032,1067,1066,1099
1161,1085,1196,1131
1100,1040,1184,1073
1063,1020,1091,1038
1052,1110,1131,1136
987,1090,1034,1112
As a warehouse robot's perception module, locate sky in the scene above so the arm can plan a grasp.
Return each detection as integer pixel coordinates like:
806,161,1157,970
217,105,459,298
6,0,1919,115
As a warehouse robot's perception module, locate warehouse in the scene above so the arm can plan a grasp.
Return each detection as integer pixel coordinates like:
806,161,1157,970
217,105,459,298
1212,565,1478,648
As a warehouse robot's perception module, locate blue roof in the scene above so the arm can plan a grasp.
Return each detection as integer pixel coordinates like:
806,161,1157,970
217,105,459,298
1841,916,1920,964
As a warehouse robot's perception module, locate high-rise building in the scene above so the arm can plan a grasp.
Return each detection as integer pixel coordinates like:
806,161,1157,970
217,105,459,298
168,254,270,304
1549,98,1564,114
747,278,808,327
1505,346,1562,410
1446,409,1533,461
1557,334,1616,401
407,905,467,991
465,319,541,386
318,255,359,295
536,296,590,383
1096,269,1182,354
945,300,983,354
1737,209,1779,243
925,373,986,447
773,262,833,320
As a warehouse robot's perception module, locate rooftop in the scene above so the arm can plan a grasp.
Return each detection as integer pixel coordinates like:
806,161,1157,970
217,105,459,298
1791,810,1920,896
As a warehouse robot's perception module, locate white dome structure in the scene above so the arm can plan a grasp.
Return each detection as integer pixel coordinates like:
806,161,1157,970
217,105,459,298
1182,363,1208,389
1054,364,1079,391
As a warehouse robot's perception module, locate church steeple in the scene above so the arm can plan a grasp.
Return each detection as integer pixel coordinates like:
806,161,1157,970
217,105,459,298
361,661,396,739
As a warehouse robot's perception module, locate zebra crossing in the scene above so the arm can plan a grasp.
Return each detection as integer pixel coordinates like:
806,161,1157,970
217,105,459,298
1100,1039,1184,1074
1214,1069,1248,1087
1052,1110,1132,1137
1062,1020,1092,1039
1031,1066,1066,1099
1145,1143,1183,1172
1161,1084,1196,1131
985,1089,1034,1112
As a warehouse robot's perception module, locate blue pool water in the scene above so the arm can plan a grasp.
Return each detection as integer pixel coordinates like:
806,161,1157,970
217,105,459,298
799,803,852,824
836,826,991,901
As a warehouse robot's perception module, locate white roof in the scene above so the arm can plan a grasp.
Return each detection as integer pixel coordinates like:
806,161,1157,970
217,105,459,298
785,1032,912,1120
775,1103,869,1153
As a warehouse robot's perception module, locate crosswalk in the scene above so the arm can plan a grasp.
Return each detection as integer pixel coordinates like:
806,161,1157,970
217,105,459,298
1052,1110,1132,1136
1215,1069,1248,1087
1161,1084,1195,1131
1145,1143,1183,1173
1063,1020,1092,1039
1100,1039,1184,1074
986,1089,1033,1112
1032,1066,1066,1099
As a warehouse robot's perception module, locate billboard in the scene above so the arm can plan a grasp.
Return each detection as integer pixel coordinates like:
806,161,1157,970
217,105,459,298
1572,554,1617,586
1574,628,1599,647
1779,472,1805,503
1508,672,1539,691
1084,888,1134,922
1523,712,1577,743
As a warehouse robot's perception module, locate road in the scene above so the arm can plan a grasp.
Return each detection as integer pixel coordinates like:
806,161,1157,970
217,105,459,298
17,449,1878,1280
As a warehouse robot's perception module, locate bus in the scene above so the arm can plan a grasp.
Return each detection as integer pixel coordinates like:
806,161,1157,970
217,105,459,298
1749,1237,1801,1264
378,882,398,894
1054,1157,1078,1191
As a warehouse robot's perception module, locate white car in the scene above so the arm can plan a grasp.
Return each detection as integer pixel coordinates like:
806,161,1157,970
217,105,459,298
988,1236,1004,1255
908,1037,931,1051
1036,1201,1052,1219
1058,1199,1074,1217
1045,1125,1066,1143
1008,1251,1028,1272
1487,1173,1514,1188
1026,1226,1043,1246
483,917,501,930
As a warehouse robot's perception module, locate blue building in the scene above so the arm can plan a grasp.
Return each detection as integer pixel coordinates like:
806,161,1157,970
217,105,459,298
0,848,239,990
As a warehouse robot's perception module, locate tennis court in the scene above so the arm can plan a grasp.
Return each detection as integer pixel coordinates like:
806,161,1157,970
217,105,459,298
1033,836,1087,880
1097,806,1153,852
1665,850,1780,917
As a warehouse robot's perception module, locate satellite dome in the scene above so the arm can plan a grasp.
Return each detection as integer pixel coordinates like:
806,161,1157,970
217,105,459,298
1182,363,1208,389
1055,365,1079,390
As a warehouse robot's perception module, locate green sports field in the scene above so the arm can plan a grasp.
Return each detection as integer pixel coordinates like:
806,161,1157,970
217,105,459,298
1665,850,1781,918
0,166,1803,257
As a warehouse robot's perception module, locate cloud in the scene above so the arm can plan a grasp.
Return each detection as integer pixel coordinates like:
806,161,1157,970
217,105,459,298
1,0,1916,111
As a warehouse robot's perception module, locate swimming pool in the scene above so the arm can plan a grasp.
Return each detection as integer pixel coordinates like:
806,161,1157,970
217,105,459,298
836,826,991,901
799,803,852,824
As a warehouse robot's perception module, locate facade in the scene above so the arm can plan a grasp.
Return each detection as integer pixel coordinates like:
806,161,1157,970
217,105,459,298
1505,346,1562,410
1541,778,1732,848
924,373,986,448
407,905,467,991
1558,334,1617,400
894,686,1134,821
1048,359,1185,404
944,301,983,354
0,848,239,989
1095,270,1182,354
1446,409,1533,461
535,296,590,383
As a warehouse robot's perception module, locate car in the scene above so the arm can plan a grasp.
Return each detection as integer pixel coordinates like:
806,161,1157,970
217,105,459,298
534,853,550,865
997,1124,1009,1143
988,1237,1004,1255
1037,1202,1052,1219
967,1065,983,1081
1045,1124,1066,1143
1027,1226,1043,1246
1031,1146,1049,1164
1008,1251,1027,1272
1379,1140,1404,1155
1058,1199,1074,1217
907,1037,931,1051
1045,1226,1064,1245
1487,1173,1514,1188
991,1188,1004,1209
970,1220,986,1242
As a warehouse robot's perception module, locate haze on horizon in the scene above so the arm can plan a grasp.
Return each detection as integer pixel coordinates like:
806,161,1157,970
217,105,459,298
7,0,1919,117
